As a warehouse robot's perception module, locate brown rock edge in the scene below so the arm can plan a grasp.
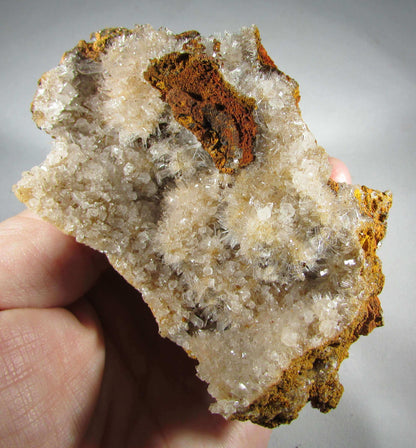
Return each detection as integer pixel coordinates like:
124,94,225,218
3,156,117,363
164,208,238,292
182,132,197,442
24,26,393,428
231,184,392,427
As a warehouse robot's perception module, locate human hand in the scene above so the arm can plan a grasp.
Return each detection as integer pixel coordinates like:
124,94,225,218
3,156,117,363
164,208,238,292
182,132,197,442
0,157,349,448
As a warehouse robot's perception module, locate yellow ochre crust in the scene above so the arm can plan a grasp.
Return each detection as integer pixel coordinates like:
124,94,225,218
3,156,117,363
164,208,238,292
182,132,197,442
232,185,391,427
16,25,392,428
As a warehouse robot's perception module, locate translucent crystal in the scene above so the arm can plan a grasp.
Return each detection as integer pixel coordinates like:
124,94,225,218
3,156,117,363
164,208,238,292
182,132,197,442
14,24,391,427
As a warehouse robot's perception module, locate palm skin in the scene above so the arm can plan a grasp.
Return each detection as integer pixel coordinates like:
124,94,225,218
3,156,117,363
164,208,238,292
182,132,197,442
0,158,349,448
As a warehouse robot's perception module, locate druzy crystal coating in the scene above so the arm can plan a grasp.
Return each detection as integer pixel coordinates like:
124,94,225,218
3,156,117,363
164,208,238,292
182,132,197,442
14,25,391,427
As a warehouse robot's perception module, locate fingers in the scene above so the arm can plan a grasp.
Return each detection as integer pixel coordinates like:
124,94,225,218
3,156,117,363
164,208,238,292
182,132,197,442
219,421,272,448
0,210,108,309
328,157,351,184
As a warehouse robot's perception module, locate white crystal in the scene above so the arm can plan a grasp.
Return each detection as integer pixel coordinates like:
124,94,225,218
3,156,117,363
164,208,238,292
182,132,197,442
257,203,273,221
14,24,375,420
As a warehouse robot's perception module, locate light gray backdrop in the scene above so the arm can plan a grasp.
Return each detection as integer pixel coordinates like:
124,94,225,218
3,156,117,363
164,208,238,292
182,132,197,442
1,1,415,447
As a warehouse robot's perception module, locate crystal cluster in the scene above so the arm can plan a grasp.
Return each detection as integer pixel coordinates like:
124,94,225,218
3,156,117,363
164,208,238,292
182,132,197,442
14,25,392,427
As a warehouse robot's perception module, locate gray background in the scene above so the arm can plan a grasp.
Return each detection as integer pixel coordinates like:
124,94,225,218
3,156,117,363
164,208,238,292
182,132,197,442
1,0,415,447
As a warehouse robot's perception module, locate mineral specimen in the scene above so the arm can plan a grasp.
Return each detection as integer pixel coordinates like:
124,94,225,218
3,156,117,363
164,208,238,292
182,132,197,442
14,25,392,427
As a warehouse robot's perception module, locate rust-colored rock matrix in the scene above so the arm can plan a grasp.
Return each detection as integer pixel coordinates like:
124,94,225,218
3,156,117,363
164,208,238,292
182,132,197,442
14,25,391,427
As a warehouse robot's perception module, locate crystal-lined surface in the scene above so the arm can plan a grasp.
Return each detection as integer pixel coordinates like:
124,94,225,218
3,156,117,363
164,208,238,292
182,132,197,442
14,25,391,425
